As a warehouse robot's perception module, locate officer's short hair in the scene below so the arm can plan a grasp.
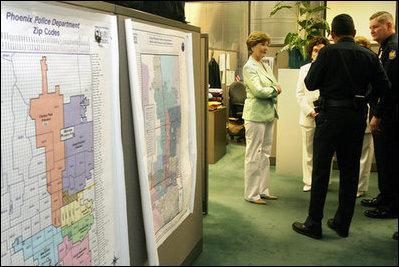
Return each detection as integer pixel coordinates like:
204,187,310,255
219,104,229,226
307,36,330,58
246,31,271,55
332,14,355,36
370,11,395,27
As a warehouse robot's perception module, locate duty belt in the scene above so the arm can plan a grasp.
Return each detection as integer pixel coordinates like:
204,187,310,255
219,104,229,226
325,99,354,108
317,96,366,110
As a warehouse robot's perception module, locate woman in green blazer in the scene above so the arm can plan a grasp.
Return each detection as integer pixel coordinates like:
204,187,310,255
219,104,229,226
243,31,282,205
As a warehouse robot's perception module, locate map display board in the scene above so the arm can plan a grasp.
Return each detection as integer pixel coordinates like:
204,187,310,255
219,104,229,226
124,19,197,266
1,1,129,265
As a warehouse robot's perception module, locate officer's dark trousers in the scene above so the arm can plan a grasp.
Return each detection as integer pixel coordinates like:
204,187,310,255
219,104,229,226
373,109,399,215
305,107,366,232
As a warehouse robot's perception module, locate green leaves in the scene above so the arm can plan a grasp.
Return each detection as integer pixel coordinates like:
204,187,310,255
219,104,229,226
311,5,329,14
270,4,293,17
269,1,330,61
282,32,307,59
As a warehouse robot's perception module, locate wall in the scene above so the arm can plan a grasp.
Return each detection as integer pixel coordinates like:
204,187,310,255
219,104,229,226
275,69,302,176
250,1,297,44
185,1,249,77
326,1,397,43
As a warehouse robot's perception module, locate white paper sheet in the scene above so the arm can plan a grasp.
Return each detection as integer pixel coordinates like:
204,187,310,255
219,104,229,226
1,1,129,265
124,19,197,266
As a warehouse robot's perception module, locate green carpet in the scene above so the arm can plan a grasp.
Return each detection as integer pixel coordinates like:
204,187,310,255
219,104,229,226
193,143,398,266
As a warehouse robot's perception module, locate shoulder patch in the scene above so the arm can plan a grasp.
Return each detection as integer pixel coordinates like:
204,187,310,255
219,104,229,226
389,49,397,60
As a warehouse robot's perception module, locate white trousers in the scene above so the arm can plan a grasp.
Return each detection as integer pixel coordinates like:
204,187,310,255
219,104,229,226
358,132,374,192
301,126,373,190
244,120,274,201
300,126,332,185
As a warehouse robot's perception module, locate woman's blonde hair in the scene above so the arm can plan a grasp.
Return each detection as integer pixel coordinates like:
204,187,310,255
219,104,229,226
354,36,371,49
246,31,271,55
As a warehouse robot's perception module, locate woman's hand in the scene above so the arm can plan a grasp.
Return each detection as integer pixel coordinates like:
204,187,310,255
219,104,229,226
275,85,282,94
310,111,319,118
370,116,381,134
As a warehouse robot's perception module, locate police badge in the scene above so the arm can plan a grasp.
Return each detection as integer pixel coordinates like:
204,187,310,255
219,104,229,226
389,49,397,60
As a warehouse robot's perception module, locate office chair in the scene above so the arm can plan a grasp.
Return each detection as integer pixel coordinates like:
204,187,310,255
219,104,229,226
228,81,246,142
229,81,246,119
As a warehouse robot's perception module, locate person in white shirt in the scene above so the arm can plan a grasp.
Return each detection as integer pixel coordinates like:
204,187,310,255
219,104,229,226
354,36,375,198
296,36,331,192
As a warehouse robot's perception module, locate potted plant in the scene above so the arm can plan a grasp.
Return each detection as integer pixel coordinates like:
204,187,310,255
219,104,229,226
270,1,330,68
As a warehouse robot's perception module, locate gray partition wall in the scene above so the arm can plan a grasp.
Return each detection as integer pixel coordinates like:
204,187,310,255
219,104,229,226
200,34,209,215
61,1,205,265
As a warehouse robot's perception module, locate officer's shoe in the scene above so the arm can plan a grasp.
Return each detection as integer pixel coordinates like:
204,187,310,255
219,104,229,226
364,208,398,219
292,222,322,239
360,197,379,207
327,219,348,238
393,232,398,240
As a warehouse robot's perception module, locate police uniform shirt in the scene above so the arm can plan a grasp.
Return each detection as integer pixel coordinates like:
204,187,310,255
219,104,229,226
378,33,398,117
305,37,390,115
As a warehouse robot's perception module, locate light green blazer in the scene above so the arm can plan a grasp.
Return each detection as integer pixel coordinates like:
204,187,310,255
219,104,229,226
242,56,279,122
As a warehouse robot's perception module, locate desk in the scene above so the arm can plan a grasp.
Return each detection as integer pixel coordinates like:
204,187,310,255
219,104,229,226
208,107,226,164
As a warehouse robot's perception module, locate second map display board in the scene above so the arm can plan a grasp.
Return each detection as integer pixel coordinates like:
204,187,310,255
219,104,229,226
124,19,197,266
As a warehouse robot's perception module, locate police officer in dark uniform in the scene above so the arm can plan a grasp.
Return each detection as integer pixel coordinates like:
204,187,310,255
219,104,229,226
292,14,391,239
361,12,398,227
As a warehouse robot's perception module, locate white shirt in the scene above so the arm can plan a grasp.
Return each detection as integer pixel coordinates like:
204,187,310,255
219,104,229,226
296,63,320,127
